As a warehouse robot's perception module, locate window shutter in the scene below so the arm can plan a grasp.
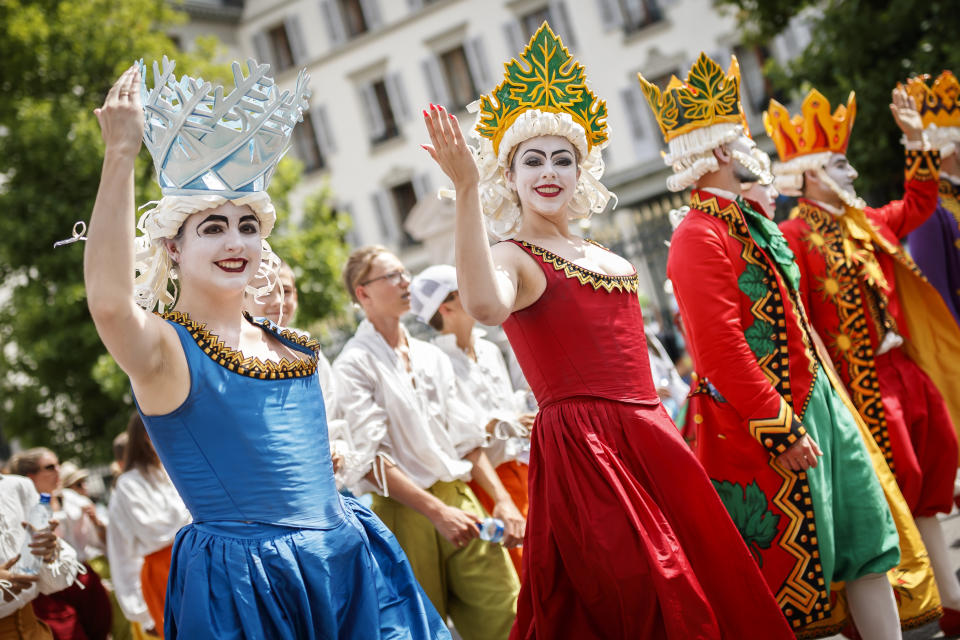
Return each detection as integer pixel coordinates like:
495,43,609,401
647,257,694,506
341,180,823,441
412,173,432,200
358,0,382,30
358,83,387,141
464,37,491,91
252,31,272,65
596,0,624,30
319,0,347,46
385,72,411,121
371,190,396,242
421,56,452,106
502,20,525,53
549,1,576,47
620,86,645,140
313,105,336,158
284,16,308,64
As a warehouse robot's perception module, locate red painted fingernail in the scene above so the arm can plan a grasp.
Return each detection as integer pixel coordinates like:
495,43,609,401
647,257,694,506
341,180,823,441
430,104,437,110
422,109,429,117
420,144,429,150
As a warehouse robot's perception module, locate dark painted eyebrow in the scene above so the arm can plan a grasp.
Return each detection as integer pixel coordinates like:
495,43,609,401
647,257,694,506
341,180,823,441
239,215,259,224
198,214,229,226
551,149,573,157
520,149,547,158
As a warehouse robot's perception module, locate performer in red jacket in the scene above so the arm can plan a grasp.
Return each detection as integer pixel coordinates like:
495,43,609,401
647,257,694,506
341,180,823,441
768,86,960,634
640,53,939,638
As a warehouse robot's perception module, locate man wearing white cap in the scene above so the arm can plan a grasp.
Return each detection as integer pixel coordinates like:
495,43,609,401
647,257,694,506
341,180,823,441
410,265,535,575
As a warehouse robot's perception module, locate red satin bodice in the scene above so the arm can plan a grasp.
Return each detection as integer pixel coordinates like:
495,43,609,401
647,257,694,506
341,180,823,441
501,240,659,407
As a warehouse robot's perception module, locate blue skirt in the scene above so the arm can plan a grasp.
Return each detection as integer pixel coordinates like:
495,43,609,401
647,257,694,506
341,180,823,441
164,496,451,639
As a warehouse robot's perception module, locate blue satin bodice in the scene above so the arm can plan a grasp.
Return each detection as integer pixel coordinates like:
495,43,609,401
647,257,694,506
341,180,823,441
135,313,344,529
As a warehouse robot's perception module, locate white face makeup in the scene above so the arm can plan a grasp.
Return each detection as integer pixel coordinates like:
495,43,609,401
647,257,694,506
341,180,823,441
505,135,580,220
168,201,263,299
822,152,859,198
741,182,779,219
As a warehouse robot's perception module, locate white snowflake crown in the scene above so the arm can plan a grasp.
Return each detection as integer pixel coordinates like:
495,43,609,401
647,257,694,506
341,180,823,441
140,56,311,197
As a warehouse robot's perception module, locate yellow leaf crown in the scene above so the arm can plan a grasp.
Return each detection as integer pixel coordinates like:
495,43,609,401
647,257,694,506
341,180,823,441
763,89,856,163
903,71,960,129
638,53,744,143
475,22,607,156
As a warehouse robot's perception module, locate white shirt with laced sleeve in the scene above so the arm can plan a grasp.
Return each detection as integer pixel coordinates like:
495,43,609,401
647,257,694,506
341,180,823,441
0,475,81,618
333,320,486,496
433,330,531,468
106,467,191,626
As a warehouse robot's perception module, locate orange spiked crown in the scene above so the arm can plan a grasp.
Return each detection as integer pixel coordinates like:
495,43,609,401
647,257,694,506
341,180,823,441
903,71,960,130
763,89,856,164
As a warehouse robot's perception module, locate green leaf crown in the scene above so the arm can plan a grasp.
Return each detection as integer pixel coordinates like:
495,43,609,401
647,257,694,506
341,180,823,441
475,22,607,156
638,52,745,143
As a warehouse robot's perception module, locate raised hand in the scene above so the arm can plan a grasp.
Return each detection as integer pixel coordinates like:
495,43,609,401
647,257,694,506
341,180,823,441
890,85,923,142
421,104,479,191
94,64,144,158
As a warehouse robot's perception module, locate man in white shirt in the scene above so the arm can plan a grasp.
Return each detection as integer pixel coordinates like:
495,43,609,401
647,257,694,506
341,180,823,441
334,246,521,640
410,264,534,575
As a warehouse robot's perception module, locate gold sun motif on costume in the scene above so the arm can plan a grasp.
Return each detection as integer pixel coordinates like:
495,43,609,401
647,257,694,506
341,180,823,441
814,274,841,301
804,231,826,249
831,333,853,352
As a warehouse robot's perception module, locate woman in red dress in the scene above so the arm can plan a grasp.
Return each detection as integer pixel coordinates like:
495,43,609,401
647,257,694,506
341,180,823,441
421,23,792,640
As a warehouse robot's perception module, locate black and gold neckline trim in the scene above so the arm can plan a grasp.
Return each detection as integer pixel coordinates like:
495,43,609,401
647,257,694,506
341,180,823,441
160,311,319,380
517,240,639,293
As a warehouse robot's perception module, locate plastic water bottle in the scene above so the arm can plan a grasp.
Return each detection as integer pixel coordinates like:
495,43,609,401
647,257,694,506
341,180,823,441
14,493,53,575
476,518,505,543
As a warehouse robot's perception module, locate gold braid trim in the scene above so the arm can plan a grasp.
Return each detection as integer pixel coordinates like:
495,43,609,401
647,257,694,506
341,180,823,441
518,241,639,293
160,311,318,379
690,192,827,628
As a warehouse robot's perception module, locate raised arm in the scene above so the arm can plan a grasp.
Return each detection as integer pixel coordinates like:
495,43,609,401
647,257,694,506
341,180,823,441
84,66,182,395
422,105,519,325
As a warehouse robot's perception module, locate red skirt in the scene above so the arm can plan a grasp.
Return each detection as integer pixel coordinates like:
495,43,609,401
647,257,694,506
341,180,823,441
876,347,958,517
510,397,792,640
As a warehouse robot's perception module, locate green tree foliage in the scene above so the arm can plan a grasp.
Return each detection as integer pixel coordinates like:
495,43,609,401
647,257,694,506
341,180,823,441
267,158,354,335
718,0,960,203
0,0,350,463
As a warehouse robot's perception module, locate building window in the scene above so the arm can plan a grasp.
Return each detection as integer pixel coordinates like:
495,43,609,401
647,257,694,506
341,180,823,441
390,181,419,247
292,112,325,172
439,46,478,111
339,0,369,37
267,24,295,71
599,0,662,34
520,7,552,38
321,0,381,46
734,45,783,114
359,75,410,145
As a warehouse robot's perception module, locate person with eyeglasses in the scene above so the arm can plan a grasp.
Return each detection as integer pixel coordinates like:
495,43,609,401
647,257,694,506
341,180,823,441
7,448,112,640
334,245,522,640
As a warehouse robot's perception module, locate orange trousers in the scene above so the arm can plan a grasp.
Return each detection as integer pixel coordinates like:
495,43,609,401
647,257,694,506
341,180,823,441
468,459,529,574
141,545,173,636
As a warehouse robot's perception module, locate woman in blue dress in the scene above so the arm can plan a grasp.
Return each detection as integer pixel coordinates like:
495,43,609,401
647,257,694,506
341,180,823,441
82,61,450,639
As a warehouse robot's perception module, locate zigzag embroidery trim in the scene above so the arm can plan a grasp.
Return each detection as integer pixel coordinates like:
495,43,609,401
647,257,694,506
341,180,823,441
519,241,639,293
691,192,826,626
904,149,940,182
160,311,318,379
